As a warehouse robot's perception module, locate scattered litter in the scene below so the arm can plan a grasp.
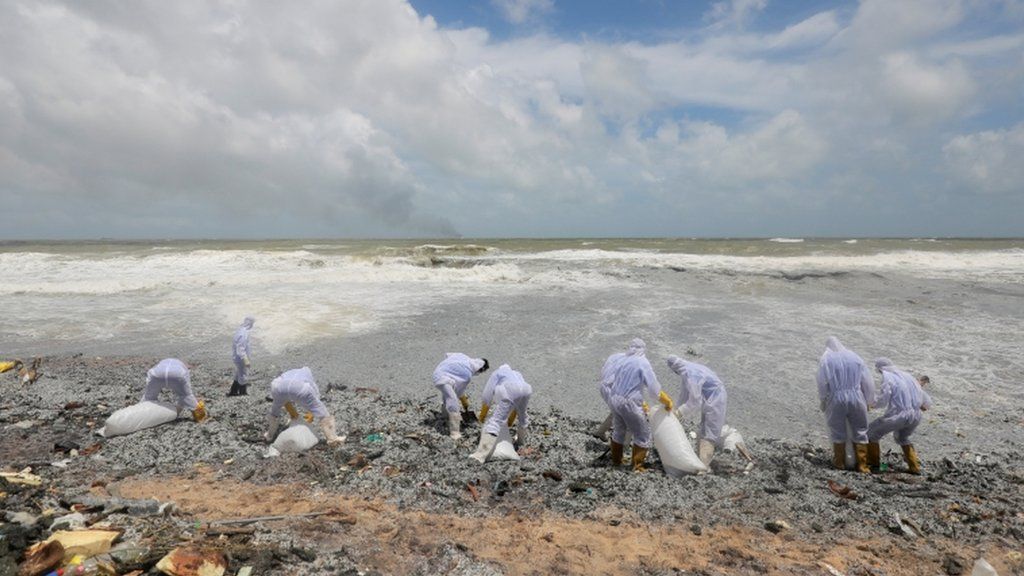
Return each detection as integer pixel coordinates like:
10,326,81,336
1,468,42,486
764,519,790,534
20,540,64,576
237,568,253,576
827,479,858,500
49,512,88,531
207,511,338,526
364,433,383,442
466,483,479,501
541,470,563,482
44,529,121,561
819,562,845,576
155,546,227,576
971,558,997,576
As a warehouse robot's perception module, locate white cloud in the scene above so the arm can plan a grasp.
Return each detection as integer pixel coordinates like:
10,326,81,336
491,0,554,25
943,124,1024,194
0,0,1019,238
705,0,768,29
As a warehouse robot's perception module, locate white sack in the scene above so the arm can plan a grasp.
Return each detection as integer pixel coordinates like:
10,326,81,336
100,401,179,438
719,425,746,452
271,419,320,454
488,424,520,461
650,408,708,476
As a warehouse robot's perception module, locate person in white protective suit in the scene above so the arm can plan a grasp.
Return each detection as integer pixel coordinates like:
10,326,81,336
590,338,647,440
227,316,255,397
265,367,344,445
666,355,728,466
142,358,207,422
469,364,532,463
816,337,876,473
431,353,489,440
867,358,932,474
607,338,674,471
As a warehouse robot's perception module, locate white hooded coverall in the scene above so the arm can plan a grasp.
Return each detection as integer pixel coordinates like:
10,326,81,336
868,358,932,445
480,364,532,436
599,338,646,408
232,316,254,385
666,356,728,444
142,358,198,412
269,367,329,419
432,353,486,414
817,337,875,444
608,342,662,449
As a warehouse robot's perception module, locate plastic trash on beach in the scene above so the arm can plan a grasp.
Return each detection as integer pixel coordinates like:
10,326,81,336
266,419,319,457
488,424,520,461
99,401,179,438
650,408,708,476
971,557,998,576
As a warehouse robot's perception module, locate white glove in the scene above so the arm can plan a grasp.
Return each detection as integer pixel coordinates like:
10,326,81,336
243,355,251,368
320,415,345,445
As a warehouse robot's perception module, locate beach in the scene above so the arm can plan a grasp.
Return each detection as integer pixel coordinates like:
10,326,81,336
2,238,1023,574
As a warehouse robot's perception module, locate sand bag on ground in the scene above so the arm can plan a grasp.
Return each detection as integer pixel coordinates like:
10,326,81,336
650,408,708,476
270,419,319,455
488,424,520,461
100,401,179,438
719,425,745,452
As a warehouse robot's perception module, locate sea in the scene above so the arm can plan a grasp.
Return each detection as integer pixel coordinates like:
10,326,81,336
2,238,1021,449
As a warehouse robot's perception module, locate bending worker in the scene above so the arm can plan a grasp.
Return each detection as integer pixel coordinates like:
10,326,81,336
227,316,255,397
143,358,206,422
607,338,673,471
868,358,932,474
266,367,344,445
817,337,875,473
666,355,728,466
470,364,532,463
432,353,489,440
590,338,647,440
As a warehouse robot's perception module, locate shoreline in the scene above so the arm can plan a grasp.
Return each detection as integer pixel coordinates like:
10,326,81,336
2,354,1022,574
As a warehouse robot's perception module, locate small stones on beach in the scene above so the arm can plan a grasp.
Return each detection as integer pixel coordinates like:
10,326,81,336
764,520,790,534
942,553,967,575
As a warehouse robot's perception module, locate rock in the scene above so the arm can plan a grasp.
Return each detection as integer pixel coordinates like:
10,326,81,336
942,554,966,575
764,520,791,534
689,524,702,536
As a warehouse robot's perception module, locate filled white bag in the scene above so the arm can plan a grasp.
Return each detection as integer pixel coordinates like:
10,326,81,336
719,425,745,452
100,401,179,438
650,408,708,476
487,424,520,461
271,419,319,454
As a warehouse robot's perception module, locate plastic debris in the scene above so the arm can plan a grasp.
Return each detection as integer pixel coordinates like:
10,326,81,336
155,546,227,576
1,469,43,486
44,530,121,561
20,540,64,576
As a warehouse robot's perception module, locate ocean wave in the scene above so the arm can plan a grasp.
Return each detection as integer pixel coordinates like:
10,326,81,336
769,238,805,243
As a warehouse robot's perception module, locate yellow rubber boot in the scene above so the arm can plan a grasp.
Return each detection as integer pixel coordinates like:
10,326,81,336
854,443,870,473
867,442,881,469
507,410,517,427
610,441,624,466
902,444,921,475
832,443,846,470
631,445,648,472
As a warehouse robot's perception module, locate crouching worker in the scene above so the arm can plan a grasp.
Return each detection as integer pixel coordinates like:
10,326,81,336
432,353,489,440
608,338,673,472
817,337,875,473
470,364,532,463
143,358,206,422
868,359,932,474
666,355,728,466
265,367,344,445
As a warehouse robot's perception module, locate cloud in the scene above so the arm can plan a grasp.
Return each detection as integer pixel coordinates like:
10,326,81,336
943,123,1024,194
705,0,768,29
491,0,554,25
0,0,1020,238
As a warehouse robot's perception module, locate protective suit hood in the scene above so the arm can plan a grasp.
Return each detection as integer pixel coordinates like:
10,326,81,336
825,337,845,352
666,355,686,375
627,338,646,356
241,316,255,329
874,357,895,372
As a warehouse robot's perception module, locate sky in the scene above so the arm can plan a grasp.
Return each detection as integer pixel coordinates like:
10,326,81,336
0,0,1022,239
